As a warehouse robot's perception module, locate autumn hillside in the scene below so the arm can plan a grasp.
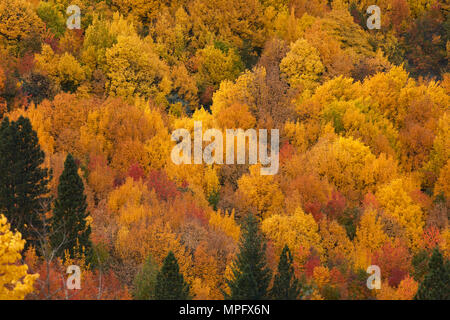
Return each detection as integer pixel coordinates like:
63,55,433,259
0,0,449,300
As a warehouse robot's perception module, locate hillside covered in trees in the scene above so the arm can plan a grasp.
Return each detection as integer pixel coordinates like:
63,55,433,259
0,0,449,300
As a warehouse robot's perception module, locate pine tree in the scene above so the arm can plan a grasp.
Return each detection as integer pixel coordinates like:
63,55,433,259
50,153,91,260
154,251,191,300
0,116,50,249
133,255,159,300
225,213,272,299
270,245,302,300
415,248,450,300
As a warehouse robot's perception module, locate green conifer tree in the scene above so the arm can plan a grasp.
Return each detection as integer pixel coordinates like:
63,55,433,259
270,245,302,299
225,213,272,299
50,153,91,260
0,116,50,249
415,248,450,300
133,255,159,300
154,251,191,300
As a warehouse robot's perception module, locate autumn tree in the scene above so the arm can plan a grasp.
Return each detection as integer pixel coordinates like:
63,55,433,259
50,153,92,260
415,248,450,300
270,245,302,300
132,255,159,300
225,214,272,299
280,38,324,90
0,116,50,249
0,214,38,299
0,0,45,55
154,251,191,300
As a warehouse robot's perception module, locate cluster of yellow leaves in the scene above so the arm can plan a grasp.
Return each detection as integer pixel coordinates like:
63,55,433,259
354,209,389,269
280,38,324,90
262,207,323,259
376,179,425,251
377,276,419,300
208,210,241,242
307,136,398,202
237,164,284,219
0,215,38,300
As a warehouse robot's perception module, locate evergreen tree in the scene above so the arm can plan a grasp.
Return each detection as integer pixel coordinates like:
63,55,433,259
133,255,159,300
0,116,50,249
270,245,301,299
50,153,91,260
154,251,191,300
415,248,450,300
225,213,272,299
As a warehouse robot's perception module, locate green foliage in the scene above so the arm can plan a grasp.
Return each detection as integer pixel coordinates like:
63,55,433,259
415,248,450,300
270,245,302,300
225,214,272,299
133,255,159,300
36,1,66,37
154,251,191,300
50,153,92,260
0,116,50,249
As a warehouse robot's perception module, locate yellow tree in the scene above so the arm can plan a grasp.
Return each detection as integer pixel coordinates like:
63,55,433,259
375,178,424,251
0,0,45,53
237,164,284,219
319,219,354,264
353,208,389,270
209,209,241,242
280,38,324,90
105,34,172,105
0,215,38,300
261,207,323,259
307,136,398,202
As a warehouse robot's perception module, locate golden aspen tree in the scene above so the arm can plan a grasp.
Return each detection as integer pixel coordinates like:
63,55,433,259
280,38,324,90
376,178,424,251
237,164,284,219
0,215,38,300
261,207,323,258
209,210,241,242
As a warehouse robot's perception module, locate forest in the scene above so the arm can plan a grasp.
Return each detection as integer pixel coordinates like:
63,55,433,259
0,0,449,300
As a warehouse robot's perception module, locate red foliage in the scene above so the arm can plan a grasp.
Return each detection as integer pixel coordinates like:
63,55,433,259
324,191,346,220
304,201,323,222
362,192,379,210
423,226,441,250
304,253,321,279
146,170,180,201
372,240,411,287
127,162,146,181
279,142,295,164
184,201,208,225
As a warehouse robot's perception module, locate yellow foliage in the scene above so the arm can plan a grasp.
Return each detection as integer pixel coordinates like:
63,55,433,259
261,207,323,258
0,215,38,300
353,208,389,269
307,136,397,202
376,179,424,251
280,38,324,89
313,266,330,289
237,164,284,219
209,210,241,242
319,219,354,263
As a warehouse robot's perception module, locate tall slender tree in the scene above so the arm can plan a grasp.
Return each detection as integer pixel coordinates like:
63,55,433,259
154,251,191,300
225,213,272,299
133,255,159,300
0,116,50,249
415,248,450,300
270,245,302,299
50,153,91,260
